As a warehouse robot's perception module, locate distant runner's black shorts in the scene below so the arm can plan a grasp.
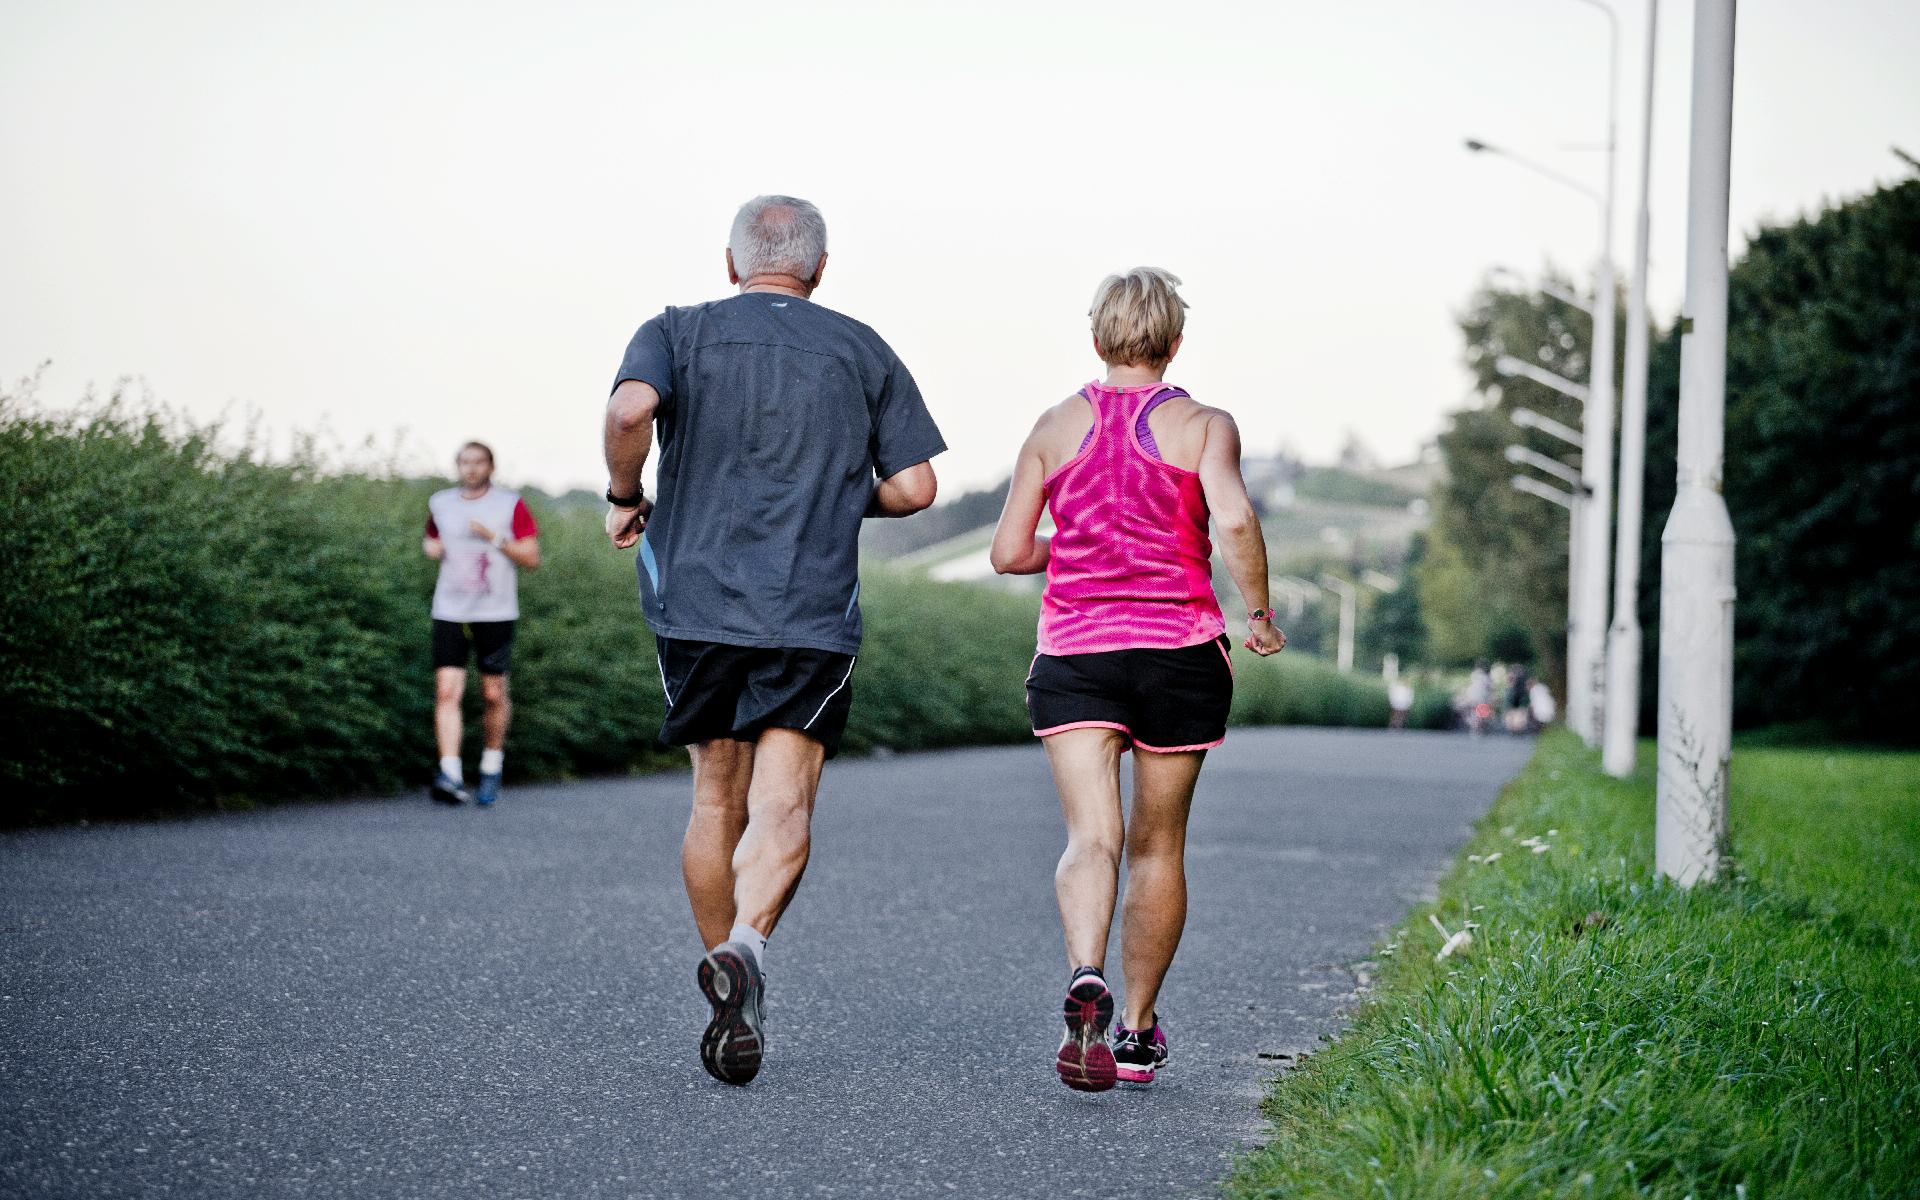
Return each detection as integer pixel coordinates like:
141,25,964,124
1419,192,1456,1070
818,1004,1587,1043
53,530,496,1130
1027,634,1234,753
432,619,516,676
655,637,858,758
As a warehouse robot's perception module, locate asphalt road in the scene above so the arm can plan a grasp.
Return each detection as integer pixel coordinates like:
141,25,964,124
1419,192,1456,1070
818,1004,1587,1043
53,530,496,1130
1,727,1533,1199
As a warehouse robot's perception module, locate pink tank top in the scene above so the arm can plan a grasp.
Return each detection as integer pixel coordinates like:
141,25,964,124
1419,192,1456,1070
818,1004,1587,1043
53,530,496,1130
1037,381,1226,656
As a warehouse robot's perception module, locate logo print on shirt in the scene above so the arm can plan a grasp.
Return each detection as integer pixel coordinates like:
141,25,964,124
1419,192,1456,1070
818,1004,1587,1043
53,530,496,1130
463,552,493,597
770,302,788,308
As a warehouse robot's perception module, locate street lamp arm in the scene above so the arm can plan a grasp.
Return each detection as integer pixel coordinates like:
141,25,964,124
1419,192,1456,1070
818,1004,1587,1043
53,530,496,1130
1463,137,1605,205
1511,407,1585,449
1506,444,1585,489
1495,355,1592,403
1511,475,1576,510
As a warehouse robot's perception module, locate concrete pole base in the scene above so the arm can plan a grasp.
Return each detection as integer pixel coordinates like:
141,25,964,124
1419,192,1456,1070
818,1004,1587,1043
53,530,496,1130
1655,485,1736,886
1602,620,1642,777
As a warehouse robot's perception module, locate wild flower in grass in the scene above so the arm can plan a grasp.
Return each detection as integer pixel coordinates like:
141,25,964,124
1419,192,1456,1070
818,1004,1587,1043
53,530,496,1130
1429,913,1474,961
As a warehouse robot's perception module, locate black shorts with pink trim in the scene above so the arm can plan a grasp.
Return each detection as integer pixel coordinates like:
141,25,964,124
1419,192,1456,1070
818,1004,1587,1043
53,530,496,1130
1026,634,1233,753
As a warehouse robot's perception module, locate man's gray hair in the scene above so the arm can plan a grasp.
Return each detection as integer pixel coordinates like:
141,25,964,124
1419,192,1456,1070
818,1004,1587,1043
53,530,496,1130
729,195,828,283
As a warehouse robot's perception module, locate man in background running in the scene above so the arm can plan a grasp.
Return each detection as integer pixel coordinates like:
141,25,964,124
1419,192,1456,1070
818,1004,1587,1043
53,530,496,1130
423,441,541,806
603,195,944,1085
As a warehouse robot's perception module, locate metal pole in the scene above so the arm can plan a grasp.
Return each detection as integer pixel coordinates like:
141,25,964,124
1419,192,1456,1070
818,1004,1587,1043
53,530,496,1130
1320,574,1358,673
1571,0,1621,749
1604,0,1659,778
1656,0,1737,886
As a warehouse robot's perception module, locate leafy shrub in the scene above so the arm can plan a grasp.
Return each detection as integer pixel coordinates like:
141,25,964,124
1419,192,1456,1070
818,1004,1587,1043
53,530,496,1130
1,391,1422,823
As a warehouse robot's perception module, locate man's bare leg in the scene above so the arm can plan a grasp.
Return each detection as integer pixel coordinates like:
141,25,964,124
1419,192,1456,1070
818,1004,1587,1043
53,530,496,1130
693,728,824,1087
685,738,755,949
479,674,511,751
1045,729,1128,971
1120,748,1205,1030
434,667,466,760
730,728,826,939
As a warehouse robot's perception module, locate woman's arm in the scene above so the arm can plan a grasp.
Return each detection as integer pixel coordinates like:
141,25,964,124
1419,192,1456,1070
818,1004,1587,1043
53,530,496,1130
990,425,1052,576
1196,411,1285,655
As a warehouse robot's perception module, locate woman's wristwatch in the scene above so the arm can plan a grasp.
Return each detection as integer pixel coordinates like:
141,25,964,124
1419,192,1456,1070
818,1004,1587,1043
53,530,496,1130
1248,608,1273,623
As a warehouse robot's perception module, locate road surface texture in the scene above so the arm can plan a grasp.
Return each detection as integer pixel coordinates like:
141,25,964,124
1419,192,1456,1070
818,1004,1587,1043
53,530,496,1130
2,727,1532,1199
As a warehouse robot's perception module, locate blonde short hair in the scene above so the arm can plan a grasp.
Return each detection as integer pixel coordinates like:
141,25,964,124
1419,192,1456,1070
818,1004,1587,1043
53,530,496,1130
1089,267,1188,366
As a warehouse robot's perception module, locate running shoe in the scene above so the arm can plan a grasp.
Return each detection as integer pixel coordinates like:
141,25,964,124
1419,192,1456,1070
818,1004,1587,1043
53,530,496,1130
429,773,472,805
1112,1018,1169,1084
475,773,502,807
696,942,765,1085
1055,966,1117,1092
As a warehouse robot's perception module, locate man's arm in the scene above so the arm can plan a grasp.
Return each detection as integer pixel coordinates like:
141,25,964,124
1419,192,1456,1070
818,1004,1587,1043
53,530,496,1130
867,460,937,517
604,380,660,549
1196,411,1285,656
498,536,540,571
423,513,443,560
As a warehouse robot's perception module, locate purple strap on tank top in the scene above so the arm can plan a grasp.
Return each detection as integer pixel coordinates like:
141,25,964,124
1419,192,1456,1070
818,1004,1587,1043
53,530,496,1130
1075,385,1189,459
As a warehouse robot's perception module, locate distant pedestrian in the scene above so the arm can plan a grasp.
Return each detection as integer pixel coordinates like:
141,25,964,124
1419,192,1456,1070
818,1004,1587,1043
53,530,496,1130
1388,679,1414,729
1504,667,1533,734
602,196,945,1086
1463,660,1493,736
1530,680,1558,729
991,267,1285,1093
422,441,541,806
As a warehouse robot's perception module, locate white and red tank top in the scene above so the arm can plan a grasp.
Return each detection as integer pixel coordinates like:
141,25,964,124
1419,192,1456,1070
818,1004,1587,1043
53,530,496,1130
426,487,538,623
1037,381,1225,656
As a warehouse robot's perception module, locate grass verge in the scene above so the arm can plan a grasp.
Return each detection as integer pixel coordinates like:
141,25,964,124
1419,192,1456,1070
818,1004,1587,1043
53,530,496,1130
1227,729,1920,1198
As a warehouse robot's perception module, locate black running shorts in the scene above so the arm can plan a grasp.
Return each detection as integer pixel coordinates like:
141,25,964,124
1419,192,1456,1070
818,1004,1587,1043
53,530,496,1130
1027,634,1234,753
432,619,516,676
655,637,858,757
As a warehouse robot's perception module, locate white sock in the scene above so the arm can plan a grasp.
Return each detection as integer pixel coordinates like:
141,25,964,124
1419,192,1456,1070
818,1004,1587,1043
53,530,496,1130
479,748,504,776
728,923,768,969
438,756,463,783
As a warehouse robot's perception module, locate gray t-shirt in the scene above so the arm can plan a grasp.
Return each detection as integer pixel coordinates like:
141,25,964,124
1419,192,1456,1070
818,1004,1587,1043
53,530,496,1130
612,292,946,655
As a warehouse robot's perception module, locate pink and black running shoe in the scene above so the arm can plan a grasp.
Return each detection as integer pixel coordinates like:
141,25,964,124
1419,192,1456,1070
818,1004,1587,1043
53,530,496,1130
1055,967,1117,1092
697,942,765,1086
1112,1018,1169,1084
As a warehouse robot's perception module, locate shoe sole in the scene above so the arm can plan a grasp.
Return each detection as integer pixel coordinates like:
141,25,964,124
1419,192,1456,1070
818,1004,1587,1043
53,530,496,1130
697,947,763,1086
428,783,468,805
1056,976,1117,1092
1115,1063,1157,1084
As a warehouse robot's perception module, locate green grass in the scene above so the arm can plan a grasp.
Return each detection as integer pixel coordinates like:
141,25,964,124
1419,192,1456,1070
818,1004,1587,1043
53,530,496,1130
1227,730,1920,1199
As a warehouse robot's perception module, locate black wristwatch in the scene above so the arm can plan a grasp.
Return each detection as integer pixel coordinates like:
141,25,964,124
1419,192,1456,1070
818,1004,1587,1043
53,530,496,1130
605,485,646,509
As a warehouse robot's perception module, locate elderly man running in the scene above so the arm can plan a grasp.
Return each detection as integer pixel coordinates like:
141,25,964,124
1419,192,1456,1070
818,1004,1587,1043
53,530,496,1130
603,195,945,1085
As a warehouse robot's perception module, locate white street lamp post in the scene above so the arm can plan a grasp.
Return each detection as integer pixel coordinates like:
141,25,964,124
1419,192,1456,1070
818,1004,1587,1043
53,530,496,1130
1319,574,1359,673
1572,0,1621,751
1604,0,1660,778
1469,0,1622,750
1656,0,1737,886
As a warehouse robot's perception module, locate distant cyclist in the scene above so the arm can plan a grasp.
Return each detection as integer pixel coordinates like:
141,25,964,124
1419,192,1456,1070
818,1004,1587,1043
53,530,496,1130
991,267,1285,1092
602,195,944,1085
423,441,540,806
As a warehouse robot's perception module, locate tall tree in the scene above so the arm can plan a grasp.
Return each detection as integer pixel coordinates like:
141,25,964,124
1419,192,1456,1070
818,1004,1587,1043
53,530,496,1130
1637,165,1920,739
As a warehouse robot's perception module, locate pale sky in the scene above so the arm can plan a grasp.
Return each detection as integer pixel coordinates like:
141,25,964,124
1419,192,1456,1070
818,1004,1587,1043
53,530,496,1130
3,1,1915,495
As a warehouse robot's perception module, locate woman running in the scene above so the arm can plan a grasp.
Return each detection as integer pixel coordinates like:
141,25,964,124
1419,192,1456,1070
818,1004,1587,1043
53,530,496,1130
990,267,1286,1092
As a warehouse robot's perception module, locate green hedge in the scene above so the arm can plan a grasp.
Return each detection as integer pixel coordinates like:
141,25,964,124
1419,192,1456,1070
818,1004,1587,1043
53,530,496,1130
1,396,1422,823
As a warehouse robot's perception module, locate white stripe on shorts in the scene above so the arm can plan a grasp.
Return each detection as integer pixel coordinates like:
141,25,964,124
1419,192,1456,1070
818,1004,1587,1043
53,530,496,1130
804,656,857,730
656,652,675,709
